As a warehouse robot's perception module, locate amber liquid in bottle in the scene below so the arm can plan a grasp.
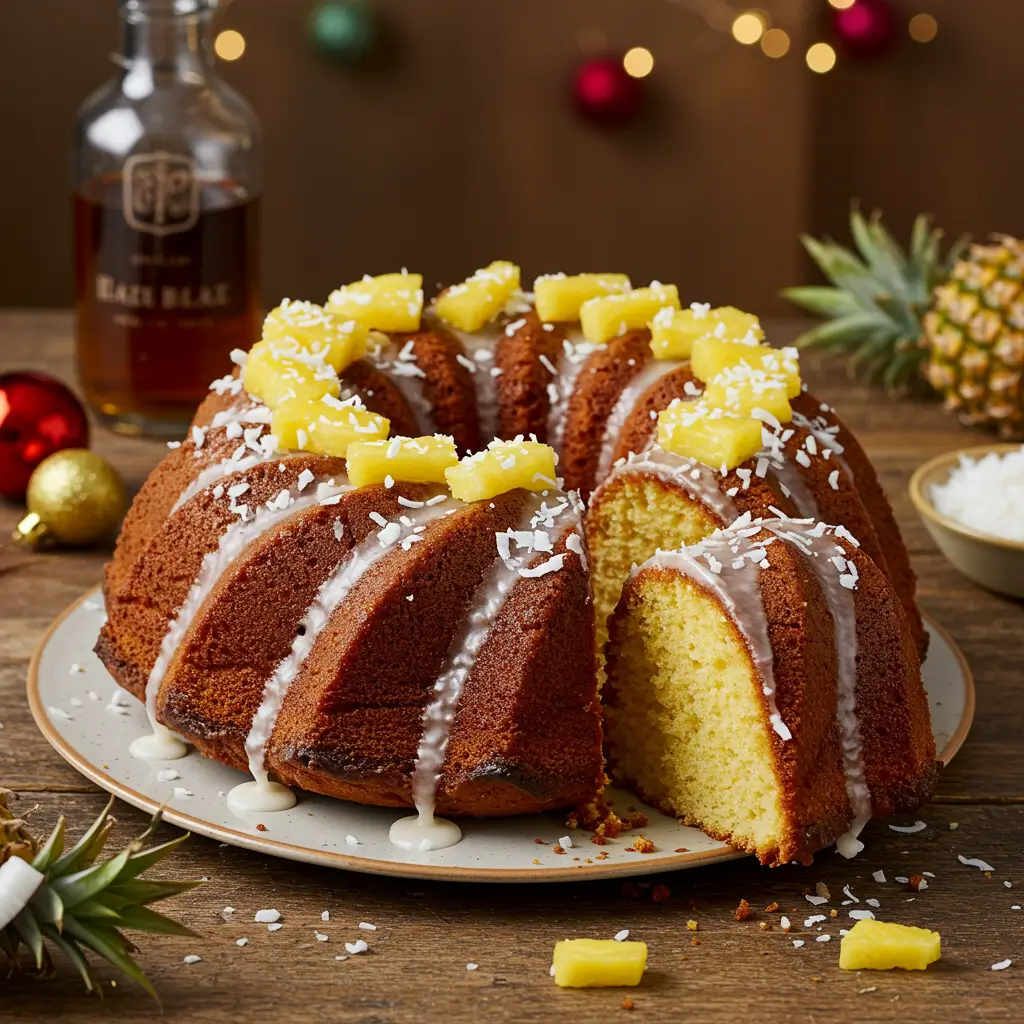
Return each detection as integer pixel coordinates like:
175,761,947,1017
74,173,261,436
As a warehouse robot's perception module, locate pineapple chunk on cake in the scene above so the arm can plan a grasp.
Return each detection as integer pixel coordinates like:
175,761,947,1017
327,272,424,333
839,920,941,972
657,400,763,471
692,337,802,398
552,940,647,988
445,439,558,502
649,304,764,360
243,341,341,408
262,300,368,372
702,367,793,423
433,261,521,332
580,284,681,344
534,273,631,323
346,434,458,487
272,395,389,456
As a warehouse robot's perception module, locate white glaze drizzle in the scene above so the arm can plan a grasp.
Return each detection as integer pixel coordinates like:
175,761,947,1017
640,514,788,740
393,491,585,850
638,513,870,853
236,494,461,806
596,445,739,526
774,520,870,858
365,333,436,433
545,329,602,455
595,358,683,484
445,325,503,444
137,478,351,750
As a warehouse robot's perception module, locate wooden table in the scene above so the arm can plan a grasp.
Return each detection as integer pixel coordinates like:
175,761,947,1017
2,312,1021,1022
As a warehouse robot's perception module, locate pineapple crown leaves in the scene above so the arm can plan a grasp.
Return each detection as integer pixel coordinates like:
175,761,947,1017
781,205,969,390
0,792,201,1003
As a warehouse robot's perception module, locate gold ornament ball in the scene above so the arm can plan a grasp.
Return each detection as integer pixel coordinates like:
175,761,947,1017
26,450,125,546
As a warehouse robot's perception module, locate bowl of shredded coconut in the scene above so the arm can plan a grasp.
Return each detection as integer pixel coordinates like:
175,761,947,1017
910,444,1024,599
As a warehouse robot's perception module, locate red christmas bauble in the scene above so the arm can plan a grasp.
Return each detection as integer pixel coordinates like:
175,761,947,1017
573,57,644,125
833,0,898,58
0,373,89,502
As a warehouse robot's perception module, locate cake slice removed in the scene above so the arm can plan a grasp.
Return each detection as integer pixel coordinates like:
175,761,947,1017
602,515,938,866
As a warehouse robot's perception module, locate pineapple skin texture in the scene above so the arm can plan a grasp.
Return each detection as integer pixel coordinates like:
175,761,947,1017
924,236,1024,438
552,939,647,988
839,919,941,971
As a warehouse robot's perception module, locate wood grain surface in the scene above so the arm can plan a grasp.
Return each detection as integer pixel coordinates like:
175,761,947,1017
1,313,1022,1021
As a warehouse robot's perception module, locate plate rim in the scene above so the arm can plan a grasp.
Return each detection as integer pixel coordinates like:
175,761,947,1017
26,587,976,883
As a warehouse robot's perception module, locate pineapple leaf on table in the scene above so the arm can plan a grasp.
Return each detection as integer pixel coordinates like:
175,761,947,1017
0,789,200,1001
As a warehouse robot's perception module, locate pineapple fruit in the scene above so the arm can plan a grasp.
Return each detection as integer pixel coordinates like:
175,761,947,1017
534,273,632,323
552,939,648,988
446,440,558,502
580,284,681,344
702,374,792,422
272,395,389,456
784,208,1024,437
657,401,765,470
434,261,521,332
650,304,763,360
691,337,802,398
346,434,458,487
327,272,424,333
262,300,367,372
839,919,941,971
0,790,198,999
243,341,341,408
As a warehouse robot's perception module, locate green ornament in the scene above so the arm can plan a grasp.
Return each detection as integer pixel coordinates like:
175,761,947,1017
309,2,376,62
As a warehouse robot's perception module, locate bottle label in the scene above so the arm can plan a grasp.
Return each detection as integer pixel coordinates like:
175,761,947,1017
122,151,200,236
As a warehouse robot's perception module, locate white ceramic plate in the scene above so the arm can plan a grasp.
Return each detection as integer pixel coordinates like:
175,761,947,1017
28,590,974,883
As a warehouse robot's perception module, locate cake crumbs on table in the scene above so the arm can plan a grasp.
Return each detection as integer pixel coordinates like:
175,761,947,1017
734,899,752,921
686,920,698,931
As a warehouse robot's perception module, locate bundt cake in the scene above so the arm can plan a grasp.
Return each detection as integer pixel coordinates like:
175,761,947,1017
95,263,937,861
603,514,938,867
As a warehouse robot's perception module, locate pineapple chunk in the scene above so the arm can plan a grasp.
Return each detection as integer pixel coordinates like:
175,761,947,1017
327,272,424,333
272,395,389,456
445,439,557,503
243,341,340,408
692,337,801,398
434,261,521,332
657,400,763,470
839,919,941,972
534,273,632,323
552,939,647,988
648,304,764,360
702,370,793,424
346,434,458,488
262,300,368,373
580,284,681,344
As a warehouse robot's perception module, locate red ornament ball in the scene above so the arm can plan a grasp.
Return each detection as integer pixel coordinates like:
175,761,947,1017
573,57,644,125
833,0,898,58
0,373,89,502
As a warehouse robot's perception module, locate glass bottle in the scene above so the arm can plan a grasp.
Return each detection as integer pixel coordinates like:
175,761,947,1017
73,0,261,438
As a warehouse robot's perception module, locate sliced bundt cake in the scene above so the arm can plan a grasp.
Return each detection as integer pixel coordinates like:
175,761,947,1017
603,515,938,867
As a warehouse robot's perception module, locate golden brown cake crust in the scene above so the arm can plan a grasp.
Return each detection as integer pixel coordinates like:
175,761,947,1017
791,392,926,659
341,359,420,438
559,330,652,497
391,328,481,452
605,529,937,866
494,312,566,441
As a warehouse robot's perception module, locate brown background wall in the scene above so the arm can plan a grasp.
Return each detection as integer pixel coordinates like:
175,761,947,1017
0,0,1020,316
